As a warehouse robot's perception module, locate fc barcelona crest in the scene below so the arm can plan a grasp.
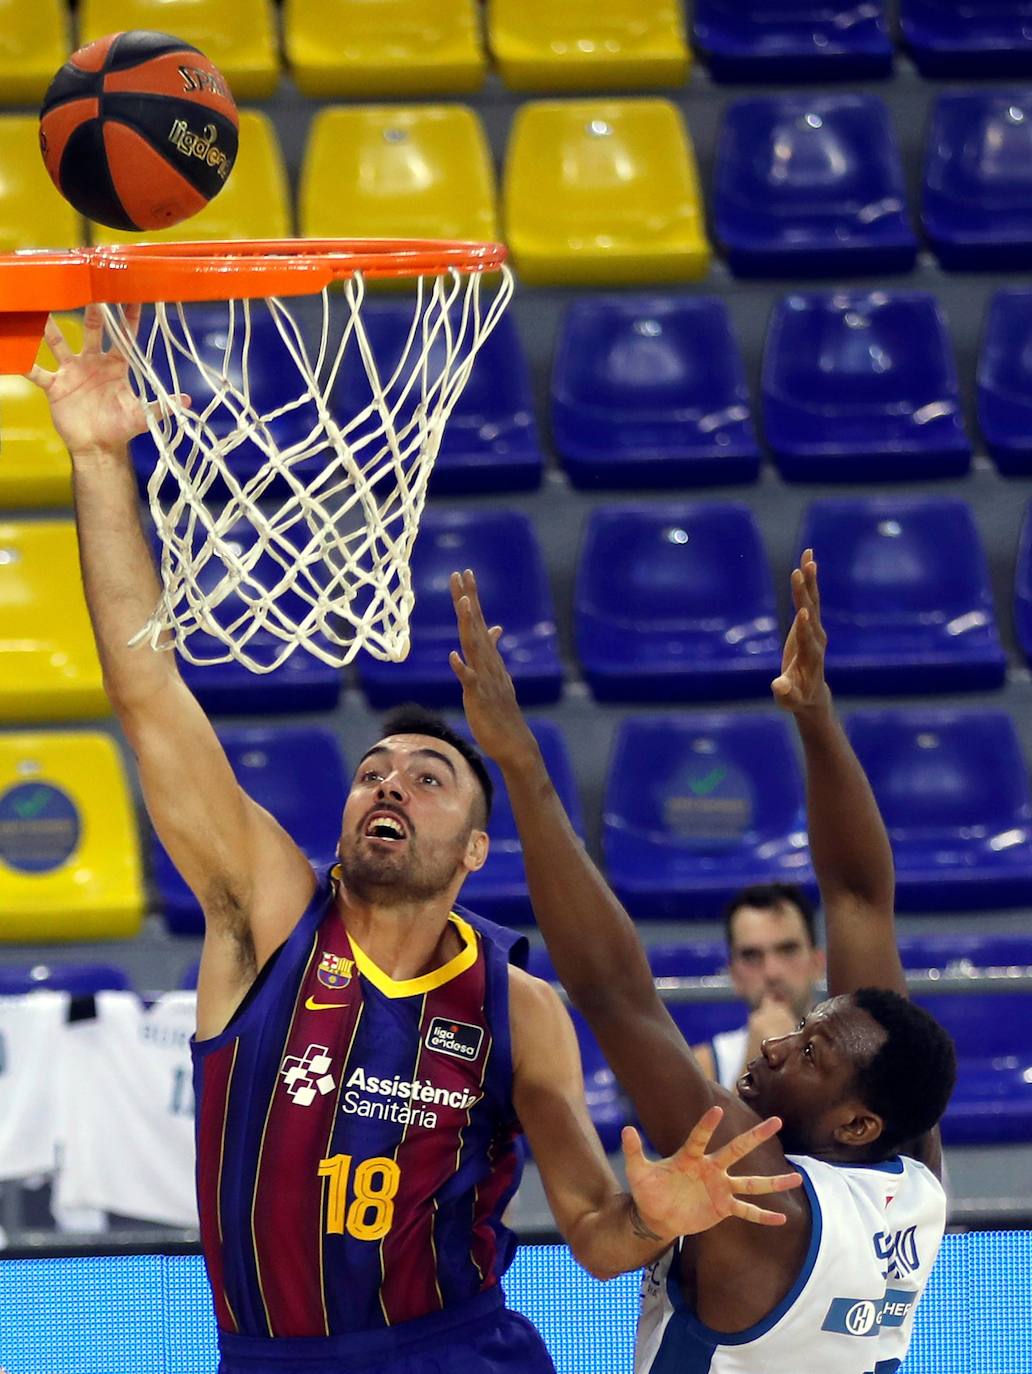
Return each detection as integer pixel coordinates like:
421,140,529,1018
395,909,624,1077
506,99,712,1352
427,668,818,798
318,952,354,989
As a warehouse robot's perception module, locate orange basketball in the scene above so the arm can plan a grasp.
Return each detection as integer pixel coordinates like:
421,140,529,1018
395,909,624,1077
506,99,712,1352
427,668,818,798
39,30,239,232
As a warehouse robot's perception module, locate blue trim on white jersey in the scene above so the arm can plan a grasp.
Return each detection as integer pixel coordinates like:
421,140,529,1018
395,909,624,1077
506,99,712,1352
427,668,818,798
839,1156,905,1174
651,1165,824,1370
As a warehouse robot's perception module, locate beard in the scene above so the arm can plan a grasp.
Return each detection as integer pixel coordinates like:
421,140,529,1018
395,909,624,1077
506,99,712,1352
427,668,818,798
338,827,469,904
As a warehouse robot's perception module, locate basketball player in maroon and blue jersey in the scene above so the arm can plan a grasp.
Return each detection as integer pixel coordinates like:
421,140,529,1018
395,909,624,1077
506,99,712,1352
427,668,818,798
30,309,802,1374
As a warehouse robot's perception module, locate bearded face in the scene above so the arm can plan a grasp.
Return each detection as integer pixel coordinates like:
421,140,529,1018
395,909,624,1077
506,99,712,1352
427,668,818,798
338,805,474,903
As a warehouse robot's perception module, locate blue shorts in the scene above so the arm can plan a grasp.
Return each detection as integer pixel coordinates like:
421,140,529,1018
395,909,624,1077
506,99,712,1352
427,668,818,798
216,1289,557,1374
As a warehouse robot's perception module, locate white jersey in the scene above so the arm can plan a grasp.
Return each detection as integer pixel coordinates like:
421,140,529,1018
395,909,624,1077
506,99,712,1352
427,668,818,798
0,992,69,1181
637,1152,946,1374
55,990,198,1227
711,1026,749,1092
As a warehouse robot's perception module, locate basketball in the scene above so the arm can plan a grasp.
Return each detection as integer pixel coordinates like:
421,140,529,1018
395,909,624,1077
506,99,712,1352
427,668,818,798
38,30,239,233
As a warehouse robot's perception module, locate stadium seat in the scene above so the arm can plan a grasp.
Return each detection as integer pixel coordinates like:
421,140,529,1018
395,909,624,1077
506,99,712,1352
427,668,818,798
574,503,780,702
503,99,710,286
299,105,497,243
79,0,279,100
1011,500,1032,669
762,291,970,481
665,998,752,1050
943,1055,1032,1145
923,91,1032,271
693,0,893,82
0,0,69,105
902,0,1032,78
357,509,561,710
602,713,815,920
0,115,83,252
550,296,760,489
155,725,348,936
333,303,543,494
459,718,584,927
0,521,107,722
91,110,290,245
0,731,144,941
0,314,80,508
0,964,131,996
976,288,1032,475
284,0,485,98
899,933,1032,970
799,499,1005,693
647,941,726,978
489,0,691,91
568,1009,633,1153
713,95,916,278
147,520,344,716
846,709,1032,912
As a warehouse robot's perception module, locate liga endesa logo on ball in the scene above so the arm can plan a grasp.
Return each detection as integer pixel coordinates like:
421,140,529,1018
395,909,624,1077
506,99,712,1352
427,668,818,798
167,119,233,182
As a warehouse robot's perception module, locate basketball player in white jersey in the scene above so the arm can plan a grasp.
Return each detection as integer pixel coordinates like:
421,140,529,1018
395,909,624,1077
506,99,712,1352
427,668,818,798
451,557,957,1374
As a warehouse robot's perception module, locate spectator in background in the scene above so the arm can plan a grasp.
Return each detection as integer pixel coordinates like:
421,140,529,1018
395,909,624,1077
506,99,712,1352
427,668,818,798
693,885,825,1091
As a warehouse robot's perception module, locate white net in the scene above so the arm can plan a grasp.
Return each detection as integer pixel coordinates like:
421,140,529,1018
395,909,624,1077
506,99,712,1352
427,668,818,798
101,263,514,671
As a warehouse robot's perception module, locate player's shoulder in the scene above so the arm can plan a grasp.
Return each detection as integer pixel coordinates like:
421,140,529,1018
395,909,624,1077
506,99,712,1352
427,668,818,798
507,963,563,1014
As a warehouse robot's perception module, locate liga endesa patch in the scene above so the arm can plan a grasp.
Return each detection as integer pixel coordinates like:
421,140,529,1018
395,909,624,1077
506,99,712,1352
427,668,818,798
424,1016,485,1061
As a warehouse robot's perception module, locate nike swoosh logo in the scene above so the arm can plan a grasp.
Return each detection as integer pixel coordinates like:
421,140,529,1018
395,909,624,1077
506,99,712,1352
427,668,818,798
305,996,348,1011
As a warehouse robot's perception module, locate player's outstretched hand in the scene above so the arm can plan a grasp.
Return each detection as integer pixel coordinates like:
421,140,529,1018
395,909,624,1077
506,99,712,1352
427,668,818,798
25,304,177,459
771,549,829,714
449,568,538,769
624,1106,802,1243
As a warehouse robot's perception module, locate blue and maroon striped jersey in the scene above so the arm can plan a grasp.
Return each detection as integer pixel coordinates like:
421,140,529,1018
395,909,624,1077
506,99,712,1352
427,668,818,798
191,868,527,1339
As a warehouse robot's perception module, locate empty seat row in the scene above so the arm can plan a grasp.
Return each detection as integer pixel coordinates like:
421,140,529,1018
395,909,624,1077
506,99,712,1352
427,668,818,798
4,495,1031,719
15,286,1032,515
6,704,1032,943
17,90,1032,286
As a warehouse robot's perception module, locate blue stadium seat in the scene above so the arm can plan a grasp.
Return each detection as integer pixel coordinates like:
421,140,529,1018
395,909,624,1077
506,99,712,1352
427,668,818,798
602,713,815,920
151,520,343,715
1014,501,1032,669
0,964,132,996
550,296,760,490
665,998,751,1050
846,710,1032,912
943,1056,1032,1145
898,932,1032,970
130,305,328,497
713,95,917,278
333,303,544,494
568,1009,633,1153
575,503,780,703
977,288,1032,475
358,509,561,710
459,718,584,927
902,0,1032,78
155,725,348,936
799,499,1005,693
923,91,1032,271
694,1,893,83
762,292,970,481
648,941,726,979
178,961,200,991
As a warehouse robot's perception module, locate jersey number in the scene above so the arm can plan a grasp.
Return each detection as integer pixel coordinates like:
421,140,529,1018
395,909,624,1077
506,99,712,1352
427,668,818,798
318,1154,400,1241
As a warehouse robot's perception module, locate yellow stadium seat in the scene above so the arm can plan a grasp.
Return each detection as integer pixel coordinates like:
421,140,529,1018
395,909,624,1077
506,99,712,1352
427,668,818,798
0,0,70,106
0,731,144,941
91,111,290,246
0,116,83,252
489,0,690,91
300,105,497,242
79,0,279,100
0,520,108,722
503,98,710,286
285,0,485,98
0,315,80,509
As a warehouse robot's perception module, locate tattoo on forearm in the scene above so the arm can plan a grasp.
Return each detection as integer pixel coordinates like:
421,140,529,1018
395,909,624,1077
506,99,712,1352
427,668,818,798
629,1199,664,1245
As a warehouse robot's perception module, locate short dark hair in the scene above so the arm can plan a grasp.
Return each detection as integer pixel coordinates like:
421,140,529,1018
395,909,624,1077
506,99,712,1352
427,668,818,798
379,704,493,827
850,987,957,1157
723,883,818,951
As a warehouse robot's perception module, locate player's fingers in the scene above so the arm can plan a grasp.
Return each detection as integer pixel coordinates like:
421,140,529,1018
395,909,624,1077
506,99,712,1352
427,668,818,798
711,1114,784,1169
448,648,471,684
122,302,143,341
803,549,820,614
82,302,105,353
24,364,55,391
730,1171,803,1196
621,1125,647,1172
677,1105,723,1160
489,625,503,645
43,315,74,364
730,1200,787,1227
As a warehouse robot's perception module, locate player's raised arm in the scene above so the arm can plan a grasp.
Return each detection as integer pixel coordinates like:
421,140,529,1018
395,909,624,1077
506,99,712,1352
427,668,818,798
28,309,316,1027
771,552,904,999
449,571,796,1177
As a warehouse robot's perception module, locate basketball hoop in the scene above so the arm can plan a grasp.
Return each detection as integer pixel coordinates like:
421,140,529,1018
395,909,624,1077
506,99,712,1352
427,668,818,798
0,239,513,670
